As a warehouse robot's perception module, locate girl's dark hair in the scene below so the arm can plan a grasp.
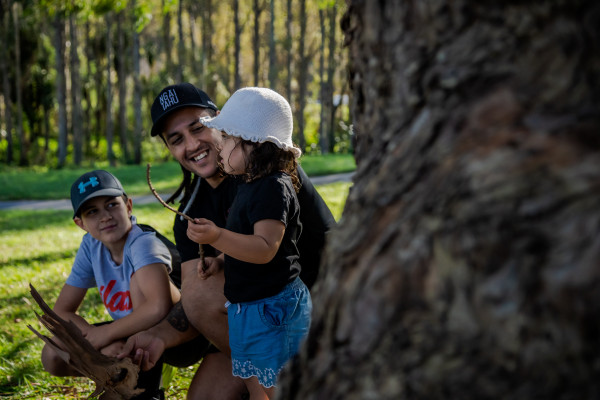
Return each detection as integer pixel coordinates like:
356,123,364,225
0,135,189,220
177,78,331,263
239,141,300,192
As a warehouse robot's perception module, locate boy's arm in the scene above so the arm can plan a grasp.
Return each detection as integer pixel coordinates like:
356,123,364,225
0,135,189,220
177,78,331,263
53,284,91,334
187,218,285,264
89,263,174,348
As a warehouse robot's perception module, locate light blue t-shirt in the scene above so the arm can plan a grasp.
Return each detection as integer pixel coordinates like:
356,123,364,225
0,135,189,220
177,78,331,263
66,216,172,320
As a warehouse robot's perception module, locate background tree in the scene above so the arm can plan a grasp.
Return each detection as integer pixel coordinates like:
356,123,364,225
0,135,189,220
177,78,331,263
278,0,600,398
1,0,14,165
0,0,349,166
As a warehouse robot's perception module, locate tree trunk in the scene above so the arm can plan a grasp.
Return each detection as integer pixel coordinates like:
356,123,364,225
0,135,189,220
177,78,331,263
233,0,241,90
116,10,130,163
278,1,600,399
177,0,184,82
1,2,13,165
162,1,172,80
285,0,292,102
201,0,215,94
294,0,307,152
132,0,142,164
325,3,337,153
189,4,198,79
13,2,26,166
70,13,83,166
105,12,116,166
54,12,68,168
252,0,262,86
84,21,93,156
268,0,276,89
318,8,328,154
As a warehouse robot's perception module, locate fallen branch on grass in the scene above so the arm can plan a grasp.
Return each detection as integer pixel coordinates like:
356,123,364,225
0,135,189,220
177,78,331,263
27,284,143,400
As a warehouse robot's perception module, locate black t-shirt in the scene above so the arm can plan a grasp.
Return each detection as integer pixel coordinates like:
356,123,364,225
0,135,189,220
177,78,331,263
172,166,336,289
224,172,300,303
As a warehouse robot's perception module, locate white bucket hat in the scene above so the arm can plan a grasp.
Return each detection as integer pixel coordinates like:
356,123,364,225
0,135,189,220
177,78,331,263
199,87,301,158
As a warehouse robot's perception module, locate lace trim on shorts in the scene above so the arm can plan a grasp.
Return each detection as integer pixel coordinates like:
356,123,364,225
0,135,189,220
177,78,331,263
232,358,282,388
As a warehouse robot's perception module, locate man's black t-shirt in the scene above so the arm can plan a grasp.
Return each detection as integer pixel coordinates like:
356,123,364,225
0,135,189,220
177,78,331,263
224,172,300,303
172,166,336,289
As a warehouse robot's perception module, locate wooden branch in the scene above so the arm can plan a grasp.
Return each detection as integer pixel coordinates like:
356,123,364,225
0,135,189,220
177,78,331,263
27,284,143,400
146,163,206,271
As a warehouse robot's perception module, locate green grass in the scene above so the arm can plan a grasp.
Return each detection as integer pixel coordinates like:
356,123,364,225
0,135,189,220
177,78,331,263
0,154,355,201
0,182,351,399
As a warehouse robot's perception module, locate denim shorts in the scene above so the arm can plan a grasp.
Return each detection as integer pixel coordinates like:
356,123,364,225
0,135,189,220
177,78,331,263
227,277,312,388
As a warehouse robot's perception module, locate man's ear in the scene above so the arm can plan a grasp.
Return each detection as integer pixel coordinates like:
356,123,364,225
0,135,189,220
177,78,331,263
73,216,87,232
215,109,220,116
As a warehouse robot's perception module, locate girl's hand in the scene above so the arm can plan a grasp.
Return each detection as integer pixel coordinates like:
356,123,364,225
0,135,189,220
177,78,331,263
84,324,112,350
199,256,223,280
187,218,221,245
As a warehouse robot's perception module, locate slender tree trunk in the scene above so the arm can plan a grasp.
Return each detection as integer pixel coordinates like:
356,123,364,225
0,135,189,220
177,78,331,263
278,1,600,399
117,10,130,162
189,4,198,79
83,21,93,155
54,12,68,168
105,12,116,166
295,0,307,152
318,8,328,154
1,3,13,164
233,0,241,90
201,0,214,93
13,2,26,166
253,0,262,86
132,0,142,164
70,13,83,166
285,0,292,102
162,1,172,79
177,0,185,82
326,4,337,153
268,0,276,89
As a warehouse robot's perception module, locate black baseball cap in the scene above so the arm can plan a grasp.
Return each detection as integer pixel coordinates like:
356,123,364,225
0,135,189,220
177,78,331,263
70,170,126,218
150,83,218,137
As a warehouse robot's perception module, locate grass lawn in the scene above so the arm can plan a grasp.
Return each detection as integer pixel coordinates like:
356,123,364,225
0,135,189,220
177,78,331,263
0,153,355,201
0,181,351,399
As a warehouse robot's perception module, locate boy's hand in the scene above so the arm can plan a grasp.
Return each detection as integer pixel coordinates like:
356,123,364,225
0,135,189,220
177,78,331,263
187,218,221,245
199,256,223,280
84,324,112,350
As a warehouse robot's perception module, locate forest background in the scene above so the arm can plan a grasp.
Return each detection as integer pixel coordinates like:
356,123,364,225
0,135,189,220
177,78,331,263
0,0,350,169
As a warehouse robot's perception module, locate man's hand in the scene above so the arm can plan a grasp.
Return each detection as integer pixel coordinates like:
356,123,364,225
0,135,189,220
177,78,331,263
199,256,223,280
187,218,221,245
117,331,166,371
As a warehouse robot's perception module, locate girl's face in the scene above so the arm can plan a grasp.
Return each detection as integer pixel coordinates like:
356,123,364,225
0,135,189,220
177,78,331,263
219,133,250,175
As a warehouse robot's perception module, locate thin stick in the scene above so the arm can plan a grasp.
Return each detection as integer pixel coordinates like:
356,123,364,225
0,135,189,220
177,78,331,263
146,163,206,271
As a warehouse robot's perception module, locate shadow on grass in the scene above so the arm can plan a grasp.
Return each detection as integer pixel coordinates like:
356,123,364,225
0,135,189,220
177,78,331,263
0,210,73,233
0,249,77,270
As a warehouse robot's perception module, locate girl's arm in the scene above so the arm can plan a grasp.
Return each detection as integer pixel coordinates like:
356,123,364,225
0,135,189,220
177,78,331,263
187,218,285,264
52,284,91,334
85,263,176,349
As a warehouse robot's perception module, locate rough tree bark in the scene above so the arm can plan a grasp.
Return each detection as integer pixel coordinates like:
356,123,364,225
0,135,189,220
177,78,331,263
278,1,600,399
54,11,68,168
70,13,83,166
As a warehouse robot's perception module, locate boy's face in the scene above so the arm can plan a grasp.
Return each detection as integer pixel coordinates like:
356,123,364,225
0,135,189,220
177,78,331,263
160,107,224,187
74,196,133,246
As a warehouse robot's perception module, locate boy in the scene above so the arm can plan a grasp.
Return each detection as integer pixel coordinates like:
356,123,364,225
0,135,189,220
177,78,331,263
41,170,180,400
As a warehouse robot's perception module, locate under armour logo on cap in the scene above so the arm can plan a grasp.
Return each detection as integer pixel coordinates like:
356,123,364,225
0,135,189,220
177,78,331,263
78,177,99,193
70,170,126,218
159,89,180,111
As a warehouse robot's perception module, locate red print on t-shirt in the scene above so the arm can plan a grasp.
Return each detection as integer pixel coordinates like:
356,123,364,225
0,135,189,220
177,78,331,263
99,280,132,312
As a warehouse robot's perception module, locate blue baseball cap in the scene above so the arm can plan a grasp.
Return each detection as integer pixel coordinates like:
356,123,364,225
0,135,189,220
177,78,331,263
70,170,126,218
